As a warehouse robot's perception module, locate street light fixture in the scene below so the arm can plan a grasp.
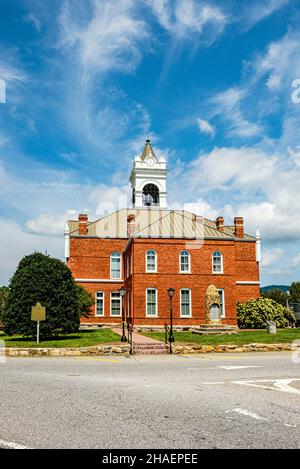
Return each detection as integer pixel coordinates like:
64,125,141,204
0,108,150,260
119,287,127,342
167,288,175,353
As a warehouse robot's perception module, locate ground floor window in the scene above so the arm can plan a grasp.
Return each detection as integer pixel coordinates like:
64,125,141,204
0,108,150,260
110,292,121,317
217,289,225,317
95,291,104,317
146,288,157,317
180,289,191,317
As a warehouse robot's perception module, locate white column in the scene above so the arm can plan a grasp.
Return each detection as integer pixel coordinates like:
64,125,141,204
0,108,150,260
256,228,261,263
64,223,70,262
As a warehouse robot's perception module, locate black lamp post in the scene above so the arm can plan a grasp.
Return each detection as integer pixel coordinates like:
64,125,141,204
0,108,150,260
119,287,127,342
167,287,175,353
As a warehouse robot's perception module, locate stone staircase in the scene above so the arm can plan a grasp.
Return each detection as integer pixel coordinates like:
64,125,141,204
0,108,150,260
112,328,168,355
132,341,168,355
192,324,238,335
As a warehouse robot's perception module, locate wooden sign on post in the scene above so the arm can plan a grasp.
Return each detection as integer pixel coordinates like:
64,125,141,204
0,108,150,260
31,302,46,344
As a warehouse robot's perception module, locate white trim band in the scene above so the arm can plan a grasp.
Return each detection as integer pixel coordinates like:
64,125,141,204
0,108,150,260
236,281,260,285
75,279,123,283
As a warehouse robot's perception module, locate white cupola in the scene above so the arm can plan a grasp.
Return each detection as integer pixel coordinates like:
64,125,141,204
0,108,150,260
129,139,167,209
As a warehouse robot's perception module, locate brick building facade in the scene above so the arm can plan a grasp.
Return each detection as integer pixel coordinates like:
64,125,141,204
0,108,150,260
65,140,261,327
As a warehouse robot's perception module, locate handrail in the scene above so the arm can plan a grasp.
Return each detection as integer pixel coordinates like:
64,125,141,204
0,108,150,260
164,323,170,345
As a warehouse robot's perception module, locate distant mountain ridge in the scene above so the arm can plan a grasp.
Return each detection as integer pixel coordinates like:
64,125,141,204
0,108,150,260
261,285,289,293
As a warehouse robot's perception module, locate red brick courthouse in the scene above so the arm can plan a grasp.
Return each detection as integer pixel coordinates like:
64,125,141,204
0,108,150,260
65,140,261,327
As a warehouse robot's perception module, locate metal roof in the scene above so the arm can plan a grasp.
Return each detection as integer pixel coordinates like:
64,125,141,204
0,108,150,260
68,208,255,241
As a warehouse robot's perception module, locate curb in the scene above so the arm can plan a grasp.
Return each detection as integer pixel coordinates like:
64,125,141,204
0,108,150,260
3,342,300,356
4,344,130,357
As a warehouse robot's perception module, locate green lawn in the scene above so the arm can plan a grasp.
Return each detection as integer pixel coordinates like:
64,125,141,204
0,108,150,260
0,329,121,348
142,329,300,345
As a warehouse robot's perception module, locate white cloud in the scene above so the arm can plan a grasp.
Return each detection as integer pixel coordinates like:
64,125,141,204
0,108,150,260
183,198,218,220
287,145,300,167
25,210,78,236
293,253,300,268
211,87,262,138
0,218,63,285
236,0,291,31
261,247,284,268
254,30,300,91
149,0,226,43
59,0,149,74
188,147,277,189
196,117,215,137
88,184,130,216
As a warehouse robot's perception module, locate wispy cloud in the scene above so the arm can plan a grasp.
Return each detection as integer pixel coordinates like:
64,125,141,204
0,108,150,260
196,117,215,137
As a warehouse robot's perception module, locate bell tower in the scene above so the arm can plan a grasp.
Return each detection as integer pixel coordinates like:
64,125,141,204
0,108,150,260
129,139,167,209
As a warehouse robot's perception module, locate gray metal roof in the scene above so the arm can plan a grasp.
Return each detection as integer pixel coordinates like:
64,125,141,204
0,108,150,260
68,208,255,241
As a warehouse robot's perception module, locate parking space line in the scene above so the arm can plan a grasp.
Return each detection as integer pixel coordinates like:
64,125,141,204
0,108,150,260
0,438,30,449
226,408,266,421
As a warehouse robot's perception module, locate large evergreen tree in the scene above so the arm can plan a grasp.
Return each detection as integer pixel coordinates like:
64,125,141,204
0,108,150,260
289,282,300,304
0,286,9,323
3,253,81,338
261,288,286,306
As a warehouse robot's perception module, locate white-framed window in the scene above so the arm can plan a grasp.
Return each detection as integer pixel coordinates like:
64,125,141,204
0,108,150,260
212,251,223,273
217,289,225,317
110,292,121,317
146,288,158,317
146,250,157,272
95,291,104,317
180,250,190,273
110,252,121,279
180,289,192,317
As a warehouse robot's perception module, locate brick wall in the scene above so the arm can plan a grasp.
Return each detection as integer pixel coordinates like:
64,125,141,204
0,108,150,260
68,235,260,326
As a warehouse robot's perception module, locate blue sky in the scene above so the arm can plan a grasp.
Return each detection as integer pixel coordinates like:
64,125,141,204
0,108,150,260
0,0,300,286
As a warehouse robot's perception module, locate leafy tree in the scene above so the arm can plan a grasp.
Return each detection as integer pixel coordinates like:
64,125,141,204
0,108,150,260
3,253,81,338
237,298,295,329
75,284,93,319
0,286,9,323
289,282,300,304
261,288,286,306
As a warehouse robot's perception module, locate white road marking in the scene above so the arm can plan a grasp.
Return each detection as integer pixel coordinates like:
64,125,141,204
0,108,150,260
232,378,300,395
226,408,266,421
0,438,30,449
202,381,225,385
220,365,263,370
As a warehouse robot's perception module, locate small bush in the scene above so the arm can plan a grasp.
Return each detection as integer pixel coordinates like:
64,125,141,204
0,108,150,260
237,297,295,329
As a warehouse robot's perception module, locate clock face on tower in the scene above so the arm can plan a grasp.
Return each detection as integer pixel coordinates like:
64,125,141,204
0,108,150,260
146,157,154,167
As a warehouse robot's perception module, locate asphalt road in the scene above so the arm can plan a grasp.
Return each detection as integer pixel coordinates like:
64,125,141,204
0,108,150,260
0,352,299,449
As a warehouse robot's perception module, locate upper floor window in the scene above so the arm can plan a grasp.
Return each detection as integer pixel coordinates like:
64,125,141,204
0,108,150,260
180,250,190,273
212,251,223,273
110,252,121,279
146,250,157,272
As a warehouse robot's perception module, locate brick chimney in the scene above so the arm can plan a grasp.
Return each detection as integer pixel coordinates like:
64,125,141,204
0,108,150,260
78,213,88,235
234,217,244,238
127,214,136,237
216,216,224,231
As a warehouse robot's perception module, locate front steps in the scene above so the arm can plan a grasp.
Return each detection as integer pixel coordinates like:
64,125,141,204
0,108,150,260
192,324,238,335
132,342,168,355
